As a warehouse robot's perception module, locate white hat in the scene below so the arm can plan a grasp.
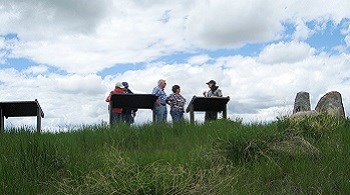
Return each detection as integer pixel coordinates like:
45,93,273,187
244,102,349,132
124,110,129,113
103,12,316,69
115,82,124,88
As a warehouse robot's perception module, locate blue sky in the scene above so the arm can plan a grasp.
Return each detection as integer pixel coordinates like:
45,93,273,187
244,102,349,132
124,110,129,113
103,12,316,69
0,0,350,130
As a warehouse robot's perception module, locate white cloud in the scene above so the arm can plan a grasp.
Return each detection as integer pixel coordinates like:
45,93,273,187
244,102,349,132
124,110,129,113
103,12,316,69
23,65,48,75
0,36,14,63
345,35,350,47
0,37,5,48
0,0,110,39
1,0,349,74
258,41,315,64
187,0,283,48
2,48,350,130
292,19,313,41
187,55,211,65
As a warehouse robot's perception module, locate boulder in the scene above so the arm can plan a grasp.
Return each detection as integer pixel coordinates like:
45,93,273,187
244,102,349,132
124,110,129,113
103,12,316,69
315,91,345,118
290,110,319,119
293,91,311,114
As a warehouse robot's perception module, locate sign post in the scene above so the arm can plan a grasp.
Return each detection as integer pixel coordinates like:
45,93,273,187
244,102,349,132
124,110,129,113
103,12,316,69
109,94,158,126
0,99,44,132
185,96,230,123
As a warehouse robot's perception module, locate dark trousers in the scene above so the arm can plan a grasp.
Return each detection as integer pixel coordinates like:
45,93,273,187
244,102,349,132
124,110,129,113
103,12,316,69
205,111,218,121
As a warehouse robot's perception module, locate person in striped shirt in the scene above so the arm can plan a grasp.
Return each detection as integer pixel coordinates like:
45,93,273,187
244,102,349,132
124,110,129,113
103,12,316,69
167,85,186,122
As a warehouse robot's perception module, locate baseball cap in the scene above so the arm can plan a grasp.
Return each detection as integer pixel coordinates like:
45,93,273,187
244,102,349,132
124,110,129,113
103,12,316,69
115,82,124,88
122,82,129,88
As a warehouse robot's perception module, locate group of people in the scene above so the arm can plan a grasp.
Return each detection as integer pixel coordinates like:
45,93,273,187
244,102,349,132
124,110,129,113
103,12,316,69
106,79,223,124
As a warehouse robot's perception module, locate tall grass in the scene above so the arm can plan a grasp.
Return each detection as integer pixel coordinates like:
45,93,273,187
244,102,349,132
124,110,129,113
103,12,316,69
0,116,349,194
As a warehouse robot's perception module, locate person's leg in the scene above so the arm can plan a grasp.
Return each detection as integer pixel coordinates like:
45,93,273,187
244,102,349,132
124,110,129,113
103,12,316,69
172,111,183,122
116,113,123,123
155,106,165,123
111,112,118,124
210,112,218,120
127,114,133,124
205,111,210,121
170,110,175,122
123,113,132,124
205,111,217,121
161,106,167,122
178,112,184,121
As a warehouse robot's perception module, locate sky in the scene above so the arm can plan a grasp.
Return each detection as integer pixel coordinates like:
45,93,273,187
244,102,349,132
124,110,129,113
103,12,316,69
0,0,350,131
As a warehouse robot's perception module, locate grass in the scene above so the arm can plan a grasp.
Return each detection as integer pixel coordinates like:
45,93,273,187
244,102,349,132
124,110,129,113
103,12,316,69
0,115,349,194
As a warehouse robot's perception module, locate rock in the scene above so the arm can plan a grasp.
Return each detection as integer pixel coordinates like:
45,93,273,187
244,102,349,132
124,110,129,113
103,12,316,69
293,91,311,114
268,135,320,157
315,91,345,118
290,110,319,119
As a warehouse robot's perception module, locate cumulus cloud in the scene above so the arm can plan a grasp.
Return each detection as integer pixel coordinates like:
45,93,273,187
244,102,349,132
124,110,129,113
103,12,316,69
0,0,110,39
1,0,349,74
345,35,350,47
1,49,350,129
0,68,108,129
187,55,211,65
0,36,16,63
187,0,283,48
292,19,313,41
23,65,48,75
258,41,315,64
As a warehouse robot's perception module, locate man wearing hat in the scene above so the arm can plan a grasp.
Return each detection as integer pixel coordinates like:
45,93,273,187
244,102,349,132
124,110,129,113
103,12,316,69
203,80,223,121
105,82,125,124
121,82,137,124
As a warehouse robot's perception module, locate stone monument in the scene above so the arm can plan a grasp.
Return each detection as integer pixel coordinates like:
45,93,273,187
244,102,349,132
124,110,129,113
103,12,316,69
315,91,345,118
293,91,311,114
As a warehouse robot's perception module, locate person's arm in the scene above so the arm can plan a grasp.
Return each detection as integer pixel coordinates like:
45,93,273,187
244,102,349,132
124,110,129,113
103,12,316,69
203,90,208,97
166,94,174,106
105,91,113,102
152,87,161,105
152,87,158,95
216,89,223,97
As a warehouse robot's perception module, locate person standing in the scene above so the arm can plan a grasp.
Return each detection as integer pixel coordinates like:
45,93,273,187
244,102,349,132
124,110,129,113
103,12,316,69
203,80,223,121
121,82,137,125
152,79,167,123
105,82,125,124
166,85,186,122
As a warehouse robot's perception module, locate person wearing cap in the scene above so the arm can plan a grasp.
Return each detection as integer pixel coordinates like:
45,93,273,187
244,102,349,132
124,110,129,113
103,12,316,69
121,82,137,124
105,82,125,124
166,85,186,122
203,80,223,121
152,79,167,123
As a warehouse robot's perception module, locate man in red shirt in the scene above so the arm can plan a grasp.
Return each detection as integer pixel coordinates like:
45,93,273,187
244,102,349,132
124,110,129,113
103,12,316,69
106,82,125,124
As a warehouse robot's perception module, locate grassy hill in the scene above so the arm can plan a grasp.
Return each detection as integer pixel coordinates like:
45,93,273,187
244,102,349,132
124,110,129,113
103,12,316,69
1,115,349,194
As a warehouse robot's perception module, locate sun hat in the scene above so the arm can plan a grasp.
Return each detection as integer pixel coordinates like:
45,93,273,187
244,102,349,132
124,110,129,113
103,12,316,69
115,82,124,88
206,80,216,85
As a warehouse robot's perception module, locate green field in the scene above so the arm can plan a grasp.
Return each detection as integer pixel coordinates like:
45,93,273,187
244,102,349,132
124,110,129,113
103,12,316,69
1,115,349,194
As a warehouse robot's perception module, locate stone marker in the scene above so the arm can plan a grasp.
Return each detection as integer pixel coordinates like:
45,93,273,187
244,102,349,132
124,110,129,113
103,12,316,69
293,91,311,114
315,91,345,118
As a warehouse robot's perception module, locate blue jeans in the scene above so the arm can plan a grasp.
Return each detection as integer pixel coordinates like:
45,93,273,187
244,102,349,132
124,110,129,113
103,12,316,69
170,111,184,122
154,105,167,123
111,112,123,124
